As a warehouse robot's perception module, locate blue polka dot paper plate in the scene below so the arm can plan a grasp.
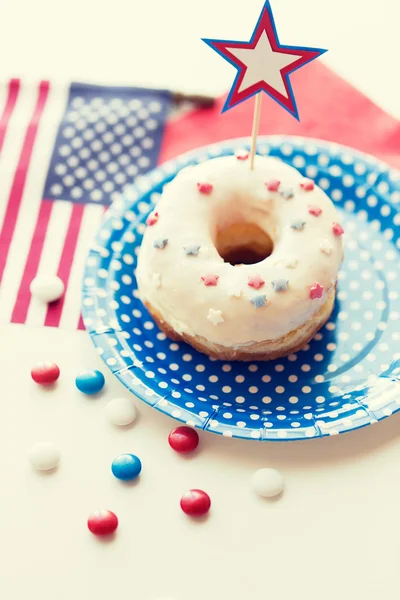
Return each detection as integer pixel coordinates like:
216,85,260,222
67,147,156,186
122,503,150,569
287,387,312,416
82,136,400,441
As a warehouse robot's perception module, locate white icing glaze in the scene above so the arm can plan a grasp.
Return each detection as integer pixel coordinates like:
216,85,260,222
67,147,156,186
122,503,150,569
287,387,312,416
136,155,344,347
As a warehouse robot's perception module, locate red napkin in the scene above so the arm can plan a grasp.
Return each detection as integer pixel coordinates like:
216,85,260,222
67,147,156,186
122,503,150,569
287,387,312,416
160,62,400,170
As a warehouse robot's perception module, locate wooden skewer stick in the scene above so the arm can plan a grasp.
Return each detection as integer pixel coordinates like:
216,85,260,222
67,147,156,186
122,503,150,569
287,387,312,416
249,93,262,170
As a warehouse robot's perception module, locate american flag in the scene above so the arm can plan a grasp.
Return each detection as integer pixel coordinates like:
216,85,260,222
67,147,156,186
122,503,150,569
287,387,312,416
0,80,171,329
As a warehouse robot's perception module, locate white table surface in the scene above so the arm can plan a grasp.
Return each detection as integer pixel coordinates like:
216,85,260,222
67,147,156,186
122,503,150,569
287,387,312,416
1,1,400,599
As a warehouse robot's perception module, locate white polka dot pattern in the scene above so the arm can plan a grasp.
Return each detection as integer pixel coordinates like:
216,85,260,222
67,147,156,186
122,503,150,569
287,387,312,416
82,136,400,441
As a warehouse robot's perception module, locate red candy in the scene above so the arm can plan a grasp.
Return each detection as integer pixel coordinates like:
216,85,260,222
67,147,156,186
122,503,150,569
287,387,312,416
308,205,322,217
300,178,315,191
88,510,118,536
201,273,219,286
169,426,199,454
265,179,280,192
197,182,213,195
332,222,344,236
248,274,265,290
146,212,159,226
236,151,249,160
309,282,324,299
31,361,60,385
180,489,211,517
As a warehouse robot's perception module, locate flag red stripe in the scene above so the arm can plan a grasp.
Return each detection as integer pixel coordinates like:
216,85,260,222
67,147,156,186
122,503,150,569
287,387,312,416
0,79,20,154
0,81,50,284
44,203,85,328
11,200,53,323
78,315,85,330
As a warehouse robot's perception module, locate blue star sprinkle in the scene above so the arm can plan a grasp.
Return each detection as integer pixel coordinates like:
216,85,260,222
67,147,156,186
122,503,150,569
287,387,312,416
250,294,267,308
184,244,201,256
280,188,294,200
153,238,168,249
272,279,289,292
290,220,306,231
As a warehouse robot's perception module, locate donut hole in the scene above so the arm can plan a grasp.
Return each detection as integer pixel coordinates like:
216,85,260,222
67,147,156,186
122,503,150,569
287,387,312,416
215,222,273,266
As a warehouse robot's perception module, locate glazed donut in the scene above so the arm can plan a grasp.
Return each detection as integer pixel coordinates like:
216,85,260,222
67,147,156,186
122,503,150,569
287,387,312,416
136,152,344,361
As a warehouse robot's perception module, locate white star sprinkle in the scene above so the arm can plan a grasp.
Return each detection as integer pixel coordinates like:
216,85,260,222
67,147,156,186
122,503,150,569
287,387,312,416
283,256,298,269
319,239,333,255
207,309,224,326
152,273,161,288
227,284,242,298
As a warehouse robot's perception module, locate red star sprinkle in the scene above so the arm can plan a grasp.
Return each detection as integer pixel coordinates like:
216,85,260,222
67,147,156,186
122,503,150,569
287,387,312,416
308,205,322,217
248,274,265,290
265,179,281,192
197,182,213,194
146,212,158,226
332,222,344,236
236,151,249,160
201,273,219,286
309,282,324,299
300,178,315,191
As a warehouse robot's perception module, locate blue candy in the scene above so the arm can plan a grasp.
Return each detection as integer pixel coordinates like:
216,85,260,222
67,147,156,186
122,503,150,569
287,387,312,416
75,369,105,394
111,454,142,481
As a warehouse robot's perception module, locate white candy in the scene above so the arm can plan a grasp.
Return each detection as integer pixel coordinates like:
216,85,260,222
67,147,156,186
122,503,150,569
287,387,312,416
29,442,60,471
30,275,64,303
251,468,284,498
105,397,137,426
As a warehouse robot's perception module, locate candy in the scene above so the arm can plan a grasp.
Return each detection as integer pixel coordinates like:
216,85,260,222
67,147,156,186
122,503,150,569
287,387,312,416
250,294,267,308
235,150,249,160
31,361,60,385
309,282,324,299
300,178,315,191
87,510,118,536
197,182,213,194
271,279,289,292
75,369,105,394
105,397,137,426
207,308,224,325
111,454,142,480
168,426,199,454
180,489,211,516
251,468,284,498
308,205,322,217
265,179,280,192
146,212,159,226
201,273,219,286
247,274,265,290
332,222,344,236
29,441,60,471
153,238,168,249
30,275,64,303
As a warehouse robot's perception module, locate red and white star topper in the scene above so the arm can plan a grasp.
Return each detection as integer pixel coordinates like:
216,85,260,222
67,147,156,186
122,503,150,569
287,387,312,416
203,0,327,167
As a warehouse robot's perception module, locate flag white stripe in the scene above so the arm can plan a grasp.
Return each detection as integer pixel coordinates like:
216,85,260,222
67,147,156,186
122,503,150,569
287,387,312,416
0,82,69,323
25,200,73,326
59,203,105,330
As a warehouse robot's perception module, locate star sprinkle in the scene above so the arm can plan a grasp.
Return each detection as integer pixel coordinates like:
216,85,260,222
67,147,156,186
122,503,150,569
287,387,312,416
146,212,159,226
319,239,333,255
184,245,201,256
227,283,242,298
202,1,327,118
265,179,280,192
309,282,324,299
308,205,322,217
236,150,249,160
201,273,219,286
283,256,298,269
197,182,213,194
207,308,224,325
280,188,294,200
153,238,168,249
332,222,344,236
152,273,161,288
300,178,315,191
290,219,306,231
251,294,267,308
248,274,265,289
272,279,289,292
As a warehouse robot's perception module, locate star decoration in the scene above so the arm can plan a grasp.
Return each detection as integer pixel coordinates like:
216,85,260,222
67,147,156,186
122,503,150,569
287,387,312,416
309,282,324,299
300,178,315,191
280,188,294,200
251,294,267,308
319,239,333,255
153,238,168,249
290,219,306,231
236,150,249,160
265,179,280,192
184,244,201,256
308,205,322,217
332,222,344,236
201,273,219,286
248,274,265,289
227,283,242,298
283,256,298,269
152,273,161,288
197,182,213,194
207,308,224,325
146,211,159,226
202,0,327,118
272,279,289,292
